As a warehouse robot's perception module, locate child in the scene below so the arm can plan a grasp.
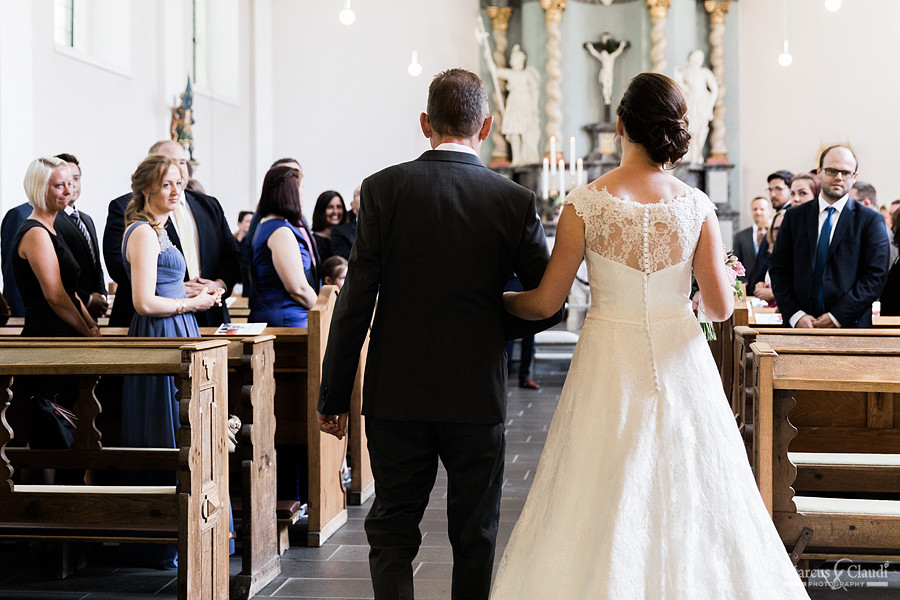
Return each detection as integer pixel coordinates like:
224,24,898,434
321,255,347,290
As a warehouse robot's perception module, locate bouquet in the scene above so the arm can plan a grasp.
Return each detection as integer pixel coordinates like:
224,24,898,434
692,251,745,341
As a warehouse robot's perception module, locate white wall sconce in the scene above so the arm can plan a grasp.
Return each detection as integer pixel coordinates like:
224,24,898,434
339,0,356,25
408,50,422,77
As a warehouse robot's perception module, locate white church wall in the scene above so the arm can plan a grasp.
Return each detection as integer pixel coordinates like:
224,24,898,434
269,0,481,217
739,0,900,225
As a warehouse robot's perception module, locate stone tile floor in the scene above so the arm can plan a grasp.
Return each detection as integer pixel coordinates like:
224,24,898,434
0,364,898,598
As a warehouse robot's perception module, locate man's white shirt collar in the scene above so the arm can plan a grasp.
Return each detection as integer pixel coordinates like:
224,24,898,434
434,142,478,156
818,193,849,215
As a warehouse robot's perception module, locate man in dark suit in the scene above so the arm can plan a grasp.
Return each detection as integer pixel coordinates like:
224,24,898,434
54,154,108,319
0,202,33,317
770,146,889,328
104,140,240,327
317,69,560,600
732,195,773,284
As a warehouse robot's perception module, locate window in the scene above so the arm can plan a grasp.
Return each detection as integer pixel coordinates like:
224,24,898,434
54,0,74,47
192,0,239,101
53,0,131,75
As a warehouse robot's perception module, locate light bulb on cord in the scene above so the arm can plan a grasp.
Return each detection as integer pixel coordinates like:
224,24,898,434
778,40,793,67
408,50,422,77
338,0,356,25
825,0,841,12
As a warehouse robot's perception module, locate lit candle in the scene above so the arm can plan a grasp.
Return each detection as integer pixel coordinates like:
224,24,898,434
558,159,566,202
550,136,557,177
542,158,550,200
576,158,584,185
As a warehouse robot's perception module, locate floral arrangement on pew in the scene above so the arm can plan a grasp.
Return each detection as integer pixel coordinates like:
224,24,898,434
691,251,745,341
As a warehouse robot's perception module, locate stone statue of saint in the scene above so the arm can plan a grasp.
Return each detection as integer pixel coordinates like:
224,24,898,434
584,33,629,109
170,77,196,163
490,45,541,166
674,49,719,165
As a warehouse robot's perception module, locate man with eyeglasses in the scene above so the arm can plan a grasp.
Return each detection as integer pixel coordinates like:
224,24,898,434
770,145,889,328
767,170,794,210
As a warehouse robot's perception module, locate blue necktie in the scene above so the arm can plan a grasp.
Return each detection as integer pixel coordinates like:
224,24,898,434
812,206,836,315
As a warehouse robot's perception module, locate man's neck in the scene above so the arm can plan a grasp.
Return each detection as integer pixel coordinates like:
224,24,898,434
430,134,480,152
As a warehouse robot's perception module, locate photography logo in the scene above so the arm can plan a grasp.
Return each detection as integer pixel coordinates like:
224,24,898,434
807,560,891,591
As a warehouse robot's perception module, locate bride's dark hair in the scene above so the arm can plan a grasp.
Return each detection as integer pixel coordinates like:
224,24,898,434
616,73,691,166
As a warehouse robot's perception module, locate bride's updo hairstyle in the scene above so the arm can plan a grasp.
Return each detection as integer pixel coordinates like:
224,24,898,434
616,73,691,166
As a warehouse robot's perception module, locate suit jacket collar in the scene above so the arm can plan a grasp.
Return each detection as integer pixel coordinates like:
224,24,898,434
417,150,485,168
804,196,857,267
829,197,857,257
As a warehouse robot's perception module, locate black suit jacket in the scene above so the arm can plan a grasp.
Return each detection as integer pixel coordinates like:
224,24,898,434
55,208,105,306
770,198,889,328
104,189,241,327
318,150,561,424
732,226,757,284
0,202,33,317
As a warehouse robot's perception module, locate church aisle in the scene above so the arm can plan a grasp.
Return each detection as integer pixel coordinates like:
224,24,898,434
0,369,897,598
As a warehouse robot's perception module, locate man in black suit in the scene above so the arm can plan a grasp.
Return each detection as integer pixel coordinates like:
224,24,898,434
732,195,773,284
54,154,108,319
770,146,889,328
317,69,560,600
104,140,240,327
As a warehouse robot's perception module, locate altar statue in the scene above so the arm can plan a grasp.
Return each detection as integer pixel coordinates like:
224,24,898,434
584,33,629,112
674,49,718,165
170,77,196,163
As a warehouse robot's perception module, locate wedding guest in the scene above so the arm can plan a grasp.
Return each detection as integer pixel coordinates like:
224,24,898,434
881,214,900,316
321,255,348,289
732,196,772,283
331,185,360,260
249,165,318,327
752,208,785,305
1,201,35,317
234,210,253,242
312,191,347,263
767,170,793,210
790,172,820,208
53,153,108,319
104,140,239,328
15,157,98,338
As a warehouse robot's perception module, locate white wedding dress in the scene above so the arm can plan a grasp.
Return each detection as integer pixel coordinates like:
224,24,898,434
490,186,809,599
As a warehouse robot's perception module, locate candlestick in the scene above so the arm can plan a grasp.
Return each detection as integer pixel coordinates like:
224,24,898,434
542,158,550,200
550,136,557,177
558,159,566,203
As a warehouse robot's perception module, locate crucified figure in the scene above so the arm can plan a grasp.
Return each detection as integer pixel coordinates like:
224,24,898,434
584,33,630,110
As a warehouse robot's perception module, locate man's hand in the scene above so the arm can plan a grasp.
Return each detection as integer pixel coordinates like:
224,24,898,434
753,283,775,304
318,412,348,440
795,314,816,328
812,314,837,328
87,292,109,318
186,277,225,299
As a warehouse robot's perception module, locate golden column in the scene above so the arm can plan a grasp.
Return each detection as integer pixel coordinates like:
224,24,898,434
705,0,730,162
646,0,671,74
487,6,513,165
541,0,566,154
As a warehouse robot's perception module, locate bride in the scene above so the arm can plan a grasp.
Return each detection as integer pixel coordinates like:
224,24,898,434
490,73,809,599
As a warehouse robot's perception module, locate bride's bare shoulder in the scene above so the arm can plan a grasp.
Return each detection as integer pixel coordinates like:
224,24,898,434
587,168,693,204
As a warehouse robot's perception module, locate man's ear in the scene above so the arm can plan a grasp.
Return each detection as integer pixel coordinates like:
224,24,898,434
420,113,432,139
478,115,493,141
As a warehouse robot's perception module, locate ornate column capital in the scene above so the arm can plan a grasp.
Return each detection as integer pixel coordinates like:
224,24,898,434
647,0,670,18
541,0,567,22
704,1,730,24
486,6,513,31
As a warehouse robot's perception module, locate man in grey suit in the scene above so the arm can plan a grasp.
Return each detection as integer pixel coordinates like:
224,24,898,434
317,69,560,600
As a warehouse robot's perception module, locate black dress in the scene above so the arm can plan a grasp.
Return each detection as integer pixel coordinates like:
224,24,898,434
881,257,900,316
313,232,333,263
13,219,83,336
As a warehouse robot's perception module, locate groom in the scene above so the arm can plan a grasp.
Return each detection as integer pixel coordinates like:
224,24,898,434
318,69,560,600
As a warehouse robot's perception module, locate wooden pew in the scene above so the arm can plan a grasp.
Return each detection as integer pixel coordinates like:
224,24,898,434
706,300,749,401
0,339,230,600
751,342,900,563
0,334,279,598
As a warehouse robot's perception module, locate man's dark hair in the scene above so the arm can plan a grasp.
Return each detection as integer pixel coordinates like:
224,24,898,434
853,181,877,205
238,210,253,224
55,153,79,169
257,166,303,226
767,170,793,188
426,69,489,138
819,145,858,172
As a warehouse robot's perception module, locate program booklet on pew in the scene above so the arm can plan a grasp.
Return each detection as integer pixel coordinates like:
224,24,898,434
215,323,268,335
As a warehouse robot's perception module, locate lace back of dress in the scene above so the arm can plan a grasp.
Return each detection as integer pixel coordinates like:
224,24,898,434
565,186,713,273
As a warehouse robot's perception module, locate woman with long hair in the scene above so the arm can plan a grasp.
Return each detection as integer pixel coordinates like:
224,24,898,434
311,190,347,262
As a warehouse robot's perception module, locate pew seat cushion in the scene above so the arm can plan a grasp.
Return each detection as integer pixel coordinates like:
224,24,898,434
794,496,900,516
789,452,900,467
14,485,176,494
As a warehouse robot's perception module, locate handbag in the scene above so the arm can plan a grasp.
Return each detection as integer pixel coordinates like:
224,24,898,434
26,394,78,449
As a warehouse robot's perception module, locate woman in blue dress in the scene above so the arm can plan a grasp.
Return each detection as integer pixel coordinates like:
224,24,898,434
249,165,318,326
120,154,222,567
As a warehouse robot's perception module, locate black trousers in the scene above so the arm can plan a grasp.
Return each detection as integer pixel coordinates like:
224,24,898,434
365,417,505,600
